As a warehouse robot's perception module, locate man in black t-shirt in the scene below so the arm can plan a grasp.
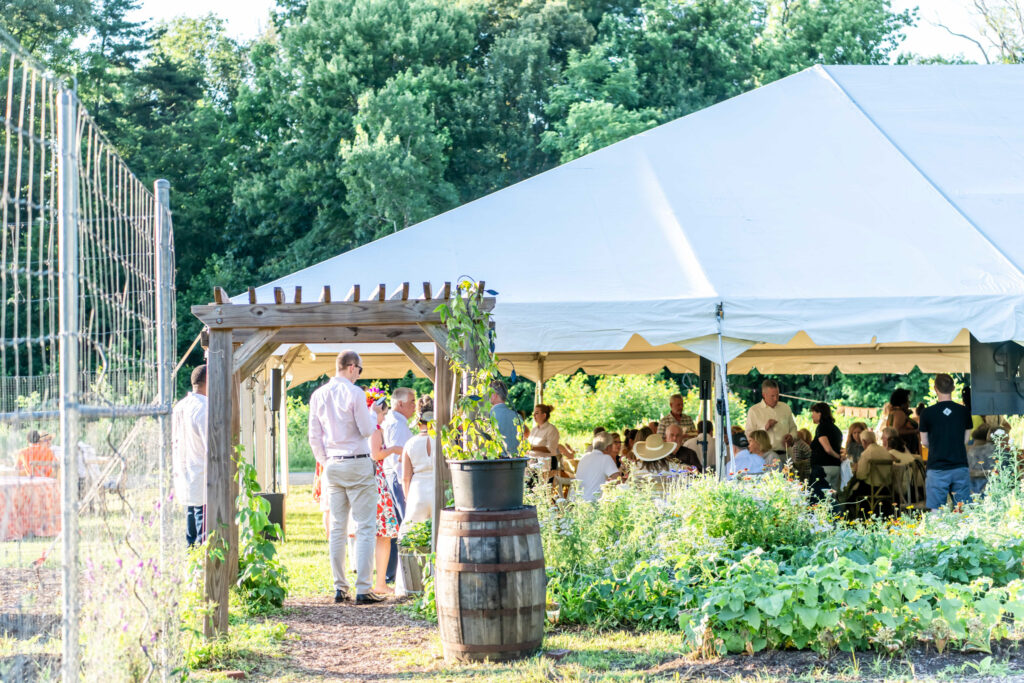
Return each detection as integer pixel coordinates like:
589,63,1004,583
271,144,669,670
919,374,973,510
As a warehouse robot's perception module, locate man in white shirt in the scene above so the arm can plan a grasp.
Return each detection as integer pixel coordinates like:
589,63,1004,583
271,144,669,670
172,365,208,547
381,386,416,583
683,421,716,472
726,431,765,479
574,432,622,502
308,350,385,604
745,379,798,454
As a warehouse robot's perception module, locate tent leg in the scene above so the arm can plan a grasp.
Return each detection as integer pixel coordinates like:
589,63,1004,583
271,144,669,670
534,356,545,406
712,362,726,481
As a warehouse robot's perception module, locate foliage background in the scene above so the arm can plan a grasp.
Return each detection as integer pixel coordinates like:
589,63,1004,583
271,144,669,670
7,0,1022,409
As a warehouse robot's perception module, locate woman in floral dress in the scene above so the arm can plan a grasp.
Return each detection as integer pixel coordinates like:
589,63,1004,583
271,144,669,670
368,392,401,594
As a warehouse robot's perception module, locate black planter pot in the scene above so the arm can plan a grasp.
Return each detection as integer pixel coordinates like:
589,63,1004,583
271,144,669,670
448,457,529,511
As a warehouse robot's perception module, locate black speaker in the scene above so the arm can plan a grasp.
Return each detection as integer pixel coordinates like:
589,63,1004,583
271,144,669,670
270,368,283,412
699,357,712,399
969,335,1024,415
257,492,285,540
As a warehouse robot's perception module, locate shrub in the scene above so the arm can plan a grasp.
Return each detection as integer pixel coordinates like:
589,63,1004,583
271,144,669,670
286,395,315,471
235,457,288,614
543,373,676,432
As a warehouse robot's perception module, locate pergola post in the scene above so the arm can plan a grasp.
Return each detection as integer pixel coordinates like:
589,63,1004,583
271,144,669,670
192,282,492,634
431,343,453,551
205,329,235,636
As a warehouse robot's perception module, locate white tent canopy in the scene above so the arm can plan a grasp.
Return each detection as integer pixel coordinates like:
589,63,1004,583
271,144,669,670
238,65,1024,381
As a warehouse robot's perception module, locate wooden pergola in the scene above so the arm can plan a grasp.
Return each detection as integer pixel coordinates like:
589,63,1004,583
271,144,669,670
192,282,494,635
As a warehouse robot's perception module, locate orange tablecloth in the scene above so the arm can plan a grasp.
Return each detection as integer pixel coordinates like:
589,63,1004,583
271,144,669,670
0,477,60,541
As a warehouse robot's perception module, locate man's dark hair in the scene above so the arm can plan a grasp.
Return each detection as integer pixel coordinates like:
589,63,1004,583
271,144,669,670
696,420,714,435
934,374,955,395
191,365,207,388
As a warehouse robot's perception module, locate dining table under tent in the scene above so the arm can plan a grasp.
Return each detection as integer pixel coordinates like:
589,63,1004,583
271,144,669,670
198,63,1024,512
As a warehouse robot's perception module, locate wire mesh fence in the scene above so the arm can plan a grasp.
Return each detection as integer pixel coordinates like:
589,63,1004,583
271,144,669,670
1,27,178,681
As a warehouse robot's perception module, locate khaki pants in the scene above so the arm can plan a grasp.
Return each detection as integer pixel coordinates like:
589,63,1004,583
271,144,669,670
325,458,377,594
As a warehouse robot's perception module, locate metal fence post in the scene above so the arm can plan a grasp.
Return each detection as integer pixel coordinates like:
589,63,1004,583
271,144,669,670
57,86,80,683
154,178,173,676
155,180,173,537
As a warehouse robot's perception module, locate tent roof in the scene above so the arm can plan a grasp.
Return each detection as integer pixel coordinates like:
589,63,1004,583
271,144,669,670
240,65,1024,378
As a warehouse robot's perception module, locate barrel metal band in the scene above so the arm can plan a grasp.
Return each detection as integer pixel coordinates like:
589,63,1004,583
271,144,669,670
437,604,543,618
439,524,540,537
442,638,544,654
437,559,545,573
442,507,536,522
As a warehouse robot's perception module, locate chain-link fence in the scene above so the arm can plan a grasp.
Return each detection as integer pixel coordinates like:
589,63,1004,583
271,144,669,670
1,27,178,681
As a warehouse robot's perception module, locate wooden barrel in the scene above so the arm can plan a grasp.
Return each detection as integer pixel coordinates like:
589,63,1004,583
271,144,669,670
435,506,546,662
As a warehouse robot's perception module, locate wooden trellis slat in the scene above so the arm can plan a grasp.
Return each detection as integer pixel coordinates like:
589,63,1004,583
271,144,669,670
347,285,360,302
320,286,332,303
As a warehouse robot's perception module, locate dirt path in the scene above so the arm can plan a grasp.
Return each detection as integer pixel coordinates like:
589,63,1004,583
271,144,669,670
276,594,435,681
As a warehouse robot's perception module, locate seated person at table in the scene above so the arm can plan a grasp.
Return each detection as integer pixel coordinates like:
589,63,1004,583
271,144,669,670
967,424,996,495
845,422,868,464
17,430,58,478
747,429,773,468
575,432,622,502
855,431,897,482
664,424,701,471
791,429,813,481
658,394,695,437
631,434,680,490
683,421,716,471
727,431,764,479
881,428,917,466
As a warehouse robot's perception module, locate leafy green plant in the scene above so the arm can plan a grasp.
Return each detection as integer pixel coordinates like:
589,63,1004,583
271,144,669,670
398,519,432,550
285,395,315,471
538,466,1024,657
235,454,289,614
435,279,528,461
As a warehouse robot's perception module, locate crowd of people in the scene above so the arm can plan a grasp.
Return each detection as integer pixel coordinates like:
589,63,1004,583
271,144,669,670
170,351,1015,604
527,375,1011,517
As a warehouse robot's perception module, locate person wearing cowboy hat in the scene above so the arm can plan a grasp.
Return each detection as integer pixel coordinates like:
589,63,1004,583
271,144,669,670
726,430,764,479
574,432,622,502
632,433,678,474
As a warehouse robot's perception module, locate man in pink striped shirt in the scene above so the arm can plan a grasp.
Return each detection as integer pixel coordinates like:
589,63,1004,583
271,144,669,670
308,350,385,604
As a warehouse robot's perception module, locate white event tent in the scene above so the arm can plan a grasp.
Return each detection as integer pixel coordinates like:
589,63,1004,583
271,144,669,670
235,64,1024,388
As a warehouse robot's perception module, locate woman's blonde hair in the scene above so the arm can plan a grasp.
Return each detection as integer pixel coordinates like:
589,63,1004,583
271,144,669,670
748,430,771,454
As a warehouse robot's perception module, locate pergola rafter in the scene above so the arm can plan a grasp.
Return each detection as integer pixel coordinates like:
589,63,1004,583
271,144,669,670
192,282,494,636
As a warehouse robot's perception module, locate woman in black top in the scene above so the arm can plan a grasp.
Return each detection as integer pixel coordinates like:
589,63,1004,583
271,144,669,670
810,402,843,490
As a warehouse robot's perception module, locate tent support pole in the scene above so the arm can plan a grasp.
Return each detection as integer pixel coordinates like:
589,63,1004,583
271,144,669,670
534,355,545,406
715,303,733,480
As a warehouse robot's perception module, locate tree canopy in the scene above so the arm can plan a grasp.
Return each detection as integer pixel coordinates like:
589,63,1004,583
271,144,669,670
6,0,988,402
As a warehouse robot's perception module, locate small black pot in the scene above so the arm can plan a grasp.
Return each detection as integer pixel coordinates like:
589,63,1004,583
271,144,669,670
448,457,529,511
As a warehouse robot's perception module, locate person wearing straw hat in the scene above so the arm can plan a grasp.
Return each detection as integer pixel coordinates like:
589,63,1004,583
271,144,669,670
726,431,764,479
574,432,622,502
632,433,678,475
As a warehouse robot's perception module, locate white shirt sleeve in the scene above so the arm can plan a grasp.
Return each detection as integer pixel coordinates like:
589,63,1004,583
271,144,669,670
307,391,327,464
